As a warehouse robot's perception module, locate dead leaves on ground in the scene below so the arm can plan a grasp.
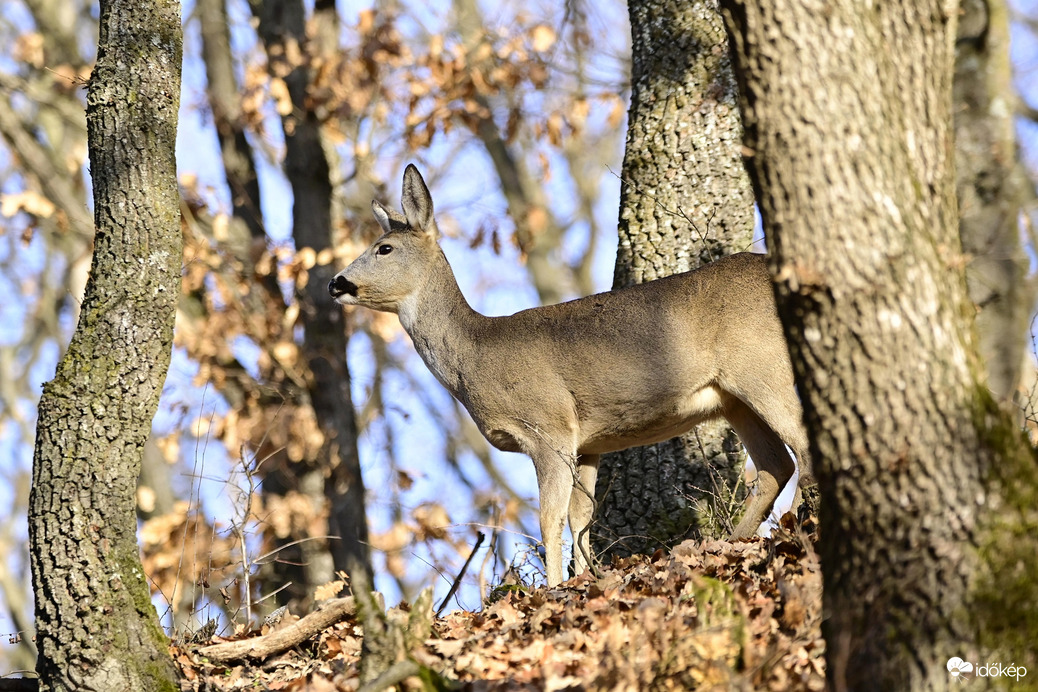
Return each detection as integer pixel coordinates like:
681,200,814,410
176,530,824,691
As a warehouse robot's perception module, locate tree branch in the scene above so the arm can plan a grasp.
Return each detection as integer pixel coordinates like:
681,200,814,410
198,596,356,664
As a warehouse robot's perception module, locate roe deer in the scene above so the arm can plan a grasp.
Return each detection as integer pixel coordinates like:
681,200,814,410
330,164,811,586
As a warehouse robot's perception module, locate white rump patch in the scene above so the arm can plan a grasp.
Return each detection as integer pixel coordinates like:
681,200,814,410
680,385,723,418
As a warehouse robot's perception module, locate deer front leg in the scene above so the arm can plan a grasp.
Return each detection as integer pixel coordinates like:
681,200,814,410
531,447,576,587
568,454,599,578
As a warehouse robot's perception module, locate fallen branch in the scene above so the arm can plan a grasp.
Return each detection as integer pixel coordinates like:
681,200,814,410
197,596,356,664
436,531,485,616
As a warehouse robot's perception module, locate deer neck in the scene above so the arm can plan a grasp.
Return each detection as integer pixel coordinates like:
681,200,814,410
396,249,484,397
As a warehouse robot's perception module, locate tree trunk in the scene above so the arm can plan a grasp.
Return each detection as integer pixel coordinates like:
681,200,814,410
28,0,182,687
595,0,756,559
954,0,1036,408
721,0,1038,688
253,0,373,600
197,0,269,262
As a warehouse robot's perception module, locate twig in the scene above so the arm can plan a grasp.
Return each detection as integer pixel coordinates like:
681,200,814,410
436,532,485,616
197,596,355,664
477,509,501,598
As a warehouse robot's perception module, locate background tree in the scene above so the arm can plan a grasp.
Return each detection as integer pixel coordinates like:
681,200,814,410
4,0,1038,679
594,0,758,560
27,0,182,686
955,0,1037,409
721,0,1038,688
239,0,373,605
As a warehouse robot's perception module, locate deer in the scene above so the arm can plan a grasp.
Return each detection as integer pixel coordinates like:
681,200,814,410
329,164,812,587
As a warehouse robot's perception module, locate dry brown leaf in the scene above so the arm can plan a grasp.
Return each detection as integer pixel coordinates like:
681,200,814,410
314,579,346,601
269,77,293,115
1,190,55,218
426,638,466,658
530,25,556,52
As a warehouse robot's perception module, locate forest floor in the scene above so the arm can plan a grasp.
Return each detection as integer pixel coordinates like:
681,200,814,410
173,516,825,691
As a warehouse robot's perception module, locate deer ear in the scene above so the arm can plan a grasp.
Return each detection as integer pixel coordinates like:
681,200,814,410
401,164,439,238
371,199,393,234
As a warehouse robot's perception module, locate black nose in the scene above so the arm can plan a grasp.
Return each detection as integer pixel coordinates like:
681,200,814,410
329,275,358,298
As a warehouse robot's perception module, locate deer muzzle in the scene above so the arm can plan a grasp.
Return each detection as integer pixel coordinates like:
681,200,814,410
329,275,359,300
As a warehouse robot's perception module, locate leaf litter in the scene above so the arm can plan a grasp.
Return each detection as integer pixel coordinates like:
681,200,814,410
175,517,824,690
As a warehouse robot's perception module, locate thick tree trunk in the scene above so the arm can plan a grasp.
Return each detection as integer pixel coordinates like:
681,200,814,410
722,0,1038,688
28,0,182,688
253,0,373,600
595,0,756,559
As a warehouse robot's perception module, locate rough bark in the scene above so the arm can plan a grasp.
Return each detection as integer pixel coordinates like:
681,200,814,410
27,0,182,687
253,0,373,600
722,0,1038,689
595,0,756,559
954,0,1036,408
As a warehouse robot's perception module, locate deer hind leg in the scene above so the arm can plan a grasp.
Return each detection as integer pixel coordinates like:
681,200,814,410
724,397,796,540
568,454,599,578
744,388,815,511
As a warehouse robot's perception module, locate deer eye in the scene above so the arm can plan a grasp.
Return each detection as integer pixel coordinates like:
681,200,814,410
376,244,393,256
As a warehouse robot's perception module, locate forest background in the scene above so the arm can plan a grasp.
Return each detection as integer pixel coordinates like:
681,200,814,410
2,0,1038,678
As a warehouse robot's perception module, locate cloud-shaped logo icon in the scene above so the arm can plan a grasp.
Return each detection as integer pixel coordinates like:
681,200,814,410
947,657,974,681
